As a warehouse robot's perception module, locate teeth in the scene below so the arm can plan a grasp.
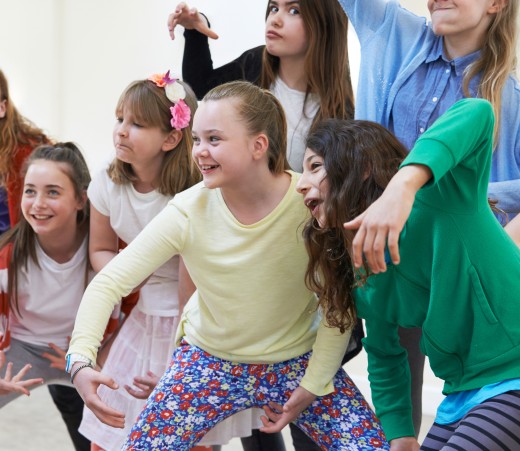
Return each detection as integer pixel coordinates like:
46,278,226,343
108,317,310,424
201,165,218,170
33,215,50,220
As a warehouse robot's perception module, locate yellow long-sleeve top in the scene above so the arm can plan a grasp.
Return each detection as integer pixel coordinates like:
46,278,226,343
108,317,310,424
68,172,349,395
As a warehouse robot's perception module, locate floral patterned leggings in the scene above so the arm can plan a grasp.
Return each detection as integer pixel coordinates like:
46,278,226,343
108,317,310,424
124,341,389,450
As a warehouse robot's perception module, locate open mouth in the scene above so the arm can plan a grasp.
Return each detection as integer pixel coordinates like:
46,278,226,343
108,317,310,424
305,199,321,217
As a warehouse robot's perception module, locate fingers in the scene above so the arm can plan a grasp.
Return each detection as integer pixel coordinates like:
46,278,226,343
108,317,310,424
0,350,5,369
47,342,67,357
167,2,188,39
11,363,33,382
85,394,126,428
259,405,287,433
16,377,44,396
3,361,13,381
124,384,149,400
387,228,401,265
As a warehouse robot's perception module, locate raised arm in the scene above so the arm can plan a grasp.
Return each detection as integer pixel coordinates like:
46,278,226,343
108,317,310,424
345,99,494,273
172,3,264,99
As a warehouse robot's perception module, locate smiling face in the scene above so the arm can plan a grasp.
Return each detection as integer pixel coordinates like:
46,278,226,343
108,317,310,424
296,148,329,227
21,160,85,243
265,0,309,60
427,0,501,50
191,98,264,190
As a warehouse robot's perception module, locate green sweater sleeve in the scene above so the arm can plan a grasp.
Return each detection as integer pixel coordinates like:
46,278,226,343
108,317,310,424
355,275,416,441
401,98,494,184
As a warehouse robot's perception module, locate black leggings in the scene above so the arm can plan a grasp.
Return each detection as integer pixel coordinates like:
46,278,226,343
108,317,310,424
47,384,90,451
240,426,322,451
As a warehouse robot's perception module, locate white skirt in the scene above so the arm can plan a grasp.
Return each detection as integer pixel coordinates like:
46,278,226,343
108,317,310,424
79,308,262,449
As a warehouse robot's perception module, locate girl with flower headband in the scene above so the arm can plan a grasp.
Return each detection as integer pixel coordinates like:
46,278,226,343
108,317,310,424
70,72,202,451
66,80,388,451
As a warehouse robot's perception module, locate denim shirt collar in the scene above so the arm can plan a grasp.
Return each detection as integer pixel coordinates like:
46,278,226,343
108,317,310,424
425,38,481,77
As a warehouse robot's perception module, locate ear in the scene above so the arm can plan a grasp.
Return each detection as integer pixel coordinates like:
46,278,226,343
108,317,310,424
76,190,88,211
488,0,507,14
0,100,6,119
162,129,183,152
251,133,269,162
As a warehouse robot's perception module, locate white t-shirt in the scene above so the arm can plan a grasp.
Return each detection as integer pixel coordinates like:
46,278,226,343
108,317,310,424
271,77,320,172
3,237,90,349
87,169,179,316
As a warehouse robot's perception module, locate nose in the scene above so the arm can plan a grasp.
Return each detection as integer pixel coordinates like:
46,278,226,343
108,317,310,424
268,9,282,28
33,193,47,209
296,174,309,194
116,121,128,137
192,142,210,160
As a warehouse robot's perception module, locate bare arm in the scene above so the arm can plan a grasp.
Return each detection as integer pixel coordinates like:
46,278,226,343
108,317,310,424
89,205,118,273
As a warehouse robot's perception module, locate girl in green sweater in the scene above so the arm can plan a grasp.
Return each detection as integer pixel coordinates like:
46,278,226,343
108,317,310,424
296,99,520,451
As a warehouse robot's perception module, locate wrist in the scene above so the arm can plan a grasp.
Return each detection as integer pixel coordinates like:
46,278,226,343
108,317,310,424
65,353,93,373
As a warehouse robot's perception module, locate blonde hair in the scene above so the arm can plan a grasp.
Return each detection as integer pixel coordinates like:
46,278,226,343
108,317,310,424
260,0,354,129
463,0,518,142
203,81,290,174
108,78,201,196
0,70,50,183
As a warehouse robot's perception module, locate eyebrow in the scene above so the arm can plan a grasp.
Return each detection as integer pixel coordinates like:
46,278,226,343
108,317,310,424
269,1,300,6
24,183,64,189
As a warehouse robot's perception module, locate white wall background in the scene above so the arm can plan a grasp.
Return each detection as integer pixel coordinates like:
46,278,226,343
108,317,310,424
1,1,514,418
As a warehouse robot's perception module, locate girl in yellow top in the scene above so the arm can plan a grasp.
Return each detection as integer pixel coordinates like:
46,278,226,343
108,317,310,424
67,81,388,450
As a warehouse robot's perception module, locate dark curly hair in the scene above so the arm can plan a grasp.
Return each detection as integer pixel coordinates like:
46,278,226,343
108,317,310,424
303,119,407,332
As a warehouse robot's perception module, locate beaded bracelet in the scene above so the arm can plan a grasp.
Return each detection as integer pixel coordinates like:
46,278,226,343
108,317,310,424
70,363,93,384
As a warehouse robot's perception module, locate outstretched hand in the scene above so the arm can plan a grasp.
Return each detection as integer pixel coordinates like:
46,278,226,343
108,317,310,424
344,165,432,273
73,365,125,428
42,341,68,371
0,351,43,396
167,2,219,40
260,386,316,433
125,370,159,400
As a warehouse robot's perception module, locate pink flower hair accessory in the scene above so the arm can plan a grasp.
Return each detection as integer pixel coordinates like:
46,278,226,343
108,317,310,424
148,70,191,130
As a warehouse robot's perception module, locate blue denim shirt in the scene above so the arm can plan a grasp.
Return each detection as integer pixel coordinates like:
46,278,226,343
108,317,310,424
389,39,480,151
340,0,520,218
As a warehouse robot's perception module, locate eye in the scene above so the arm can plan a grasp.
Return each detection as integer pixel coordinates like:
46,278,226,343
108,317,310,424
48,189,60,196
192,135,200,144
209,136,220,143
23,188,35,196
133,121,144,128
311,162,322,171
289,7,300,15
268,5,279,14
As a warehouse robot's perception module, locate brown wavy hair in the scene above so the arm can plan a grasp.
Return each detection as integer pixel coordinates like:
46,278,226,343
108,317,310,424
303,119,406,332
108,78,201,196
0,69,50,183
463,0,518,143
260,0,354,129
0,142,91,315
